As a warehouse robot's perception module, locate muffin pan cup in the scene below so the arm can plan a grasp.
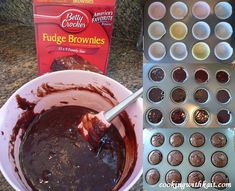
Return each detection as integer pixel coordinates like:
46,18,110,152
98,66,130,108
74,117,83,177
143,128,235,191
144,0,235,63
144,63,235,128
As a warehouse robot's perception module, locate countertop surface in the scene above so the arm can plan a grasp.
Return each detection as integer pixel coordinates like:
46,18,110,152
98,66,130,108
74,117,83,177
0,24,143,191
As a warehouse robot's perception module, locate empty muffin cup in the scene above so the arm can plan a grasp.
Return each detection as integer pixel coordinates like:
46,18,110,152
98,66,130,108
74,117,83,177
215,2,232,20
148,42,166,61
148,2,166,20
170,42,188,61
192,42,210,61
148,21,166,40
214,42,233,61
192,21,211,40
192,1,210,20
215,22,233,40
170,1,188,20
170,22,188,40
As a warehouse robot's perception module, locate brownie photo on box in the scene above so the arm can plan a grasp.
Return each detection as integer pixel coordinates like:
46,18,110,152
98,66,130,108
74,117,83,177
50,55,102,74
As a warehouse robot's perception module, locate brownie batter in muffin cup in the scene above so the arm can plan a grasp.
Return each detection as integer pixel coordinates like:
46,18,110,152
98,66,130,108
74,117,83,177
172,67,187,83
167,150,183,166
149,67,165,82
216,89,231,104
171,108,186,125
171,87,186,103
194,109,210,125
211,151,228,168
194,88,209,104
151,133,165,147
147,108,163,125
211,172,229,190
169,133,184,147
188,171,205,188
148,150,163,165
165,170,182,184
190,133,205,147
148,87,164,103
211,133,227,148
189,151,205,167
145,169,160,185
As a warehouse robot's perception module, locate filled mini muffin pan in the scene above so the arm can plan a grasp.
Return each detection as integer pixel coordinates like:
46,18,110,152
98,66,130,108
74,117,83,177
143,128,235,191
144,63,235,128
144,0,235,63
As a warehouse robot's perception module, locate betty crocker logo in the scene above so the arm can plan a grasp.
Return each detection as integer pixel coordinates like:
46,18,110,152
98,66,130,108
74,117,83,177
60,9,90,33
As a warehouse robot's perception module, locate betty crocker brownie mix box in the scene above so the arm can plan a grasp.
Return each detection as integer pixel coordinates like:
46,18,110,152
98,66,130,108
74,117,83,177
33,0,116,75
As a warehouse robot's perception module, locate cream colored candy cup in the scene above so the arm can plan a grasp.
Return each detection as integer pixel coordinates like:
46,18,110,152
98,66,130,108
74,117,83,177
192,21,211,40
148,42,166,61
192,1,211,20
170,1,189,20
192,42,210,61
215,22,233,40
214,42,233,60
170,42,188,61
148,2,166,20
170,22,188,40
148,21,166,40
215,2,233,20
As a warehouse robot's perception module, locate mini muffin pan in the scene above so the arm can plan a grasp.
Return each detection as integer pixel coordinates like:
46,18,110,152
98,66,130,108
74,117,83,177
143,128,235,191
144,63,235,128
144,0,235,63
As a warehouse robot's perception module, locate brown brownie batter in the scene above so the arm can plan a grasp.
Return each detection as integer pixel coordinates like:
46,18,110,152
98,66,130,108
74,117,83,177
211,172,229,190
190,133,205,147
171,108,186,124
165,170,182,184
194,109,209,125
151,133,165,147
148,150,163,165
211,133,227,148
188,171,205,188
189,151,205,167
20,106,125,191
211,151,228,168
169,133,184,147
216,71,230,84
194,89,209,103
195,69,208,83
171,88,186,103
172,67,187,83
147,109,163,124
148,88,164,102
216,90,231,104
150,67,165,82
167,150,183,166
217,110,231,124
145,169,160,185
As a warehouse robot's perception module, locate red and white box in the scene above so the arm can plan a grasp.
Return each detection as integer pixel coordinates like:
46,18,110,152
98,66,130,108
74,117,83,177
33,0,116,75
